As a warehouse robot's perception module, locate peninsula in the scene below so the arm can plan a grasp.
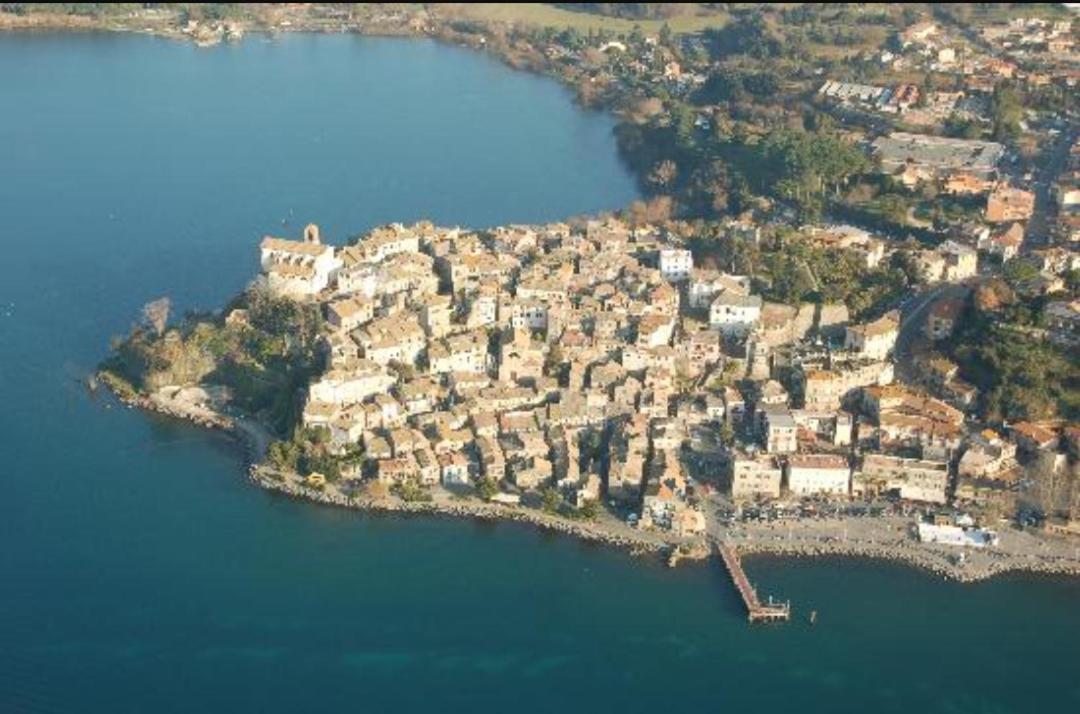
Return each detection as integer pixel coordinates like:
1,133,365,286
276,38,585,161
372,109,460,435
101,216,1080,584
67,0,1079,587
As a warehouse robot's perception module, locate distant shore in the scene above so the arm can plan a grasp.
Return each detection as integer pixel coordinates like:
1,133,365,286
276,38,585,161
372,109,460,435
0,11,424,42
98,375,1080,584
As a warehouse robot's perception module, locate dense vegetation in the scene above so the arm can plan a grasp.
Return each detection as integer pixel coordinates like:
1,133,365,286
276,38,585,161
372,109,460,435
102,286,324,434
950,280,1080,423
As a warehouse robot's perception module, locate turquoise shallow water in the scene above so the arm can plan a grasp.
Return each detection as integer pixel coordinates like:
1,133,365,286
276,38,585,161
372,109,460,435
0,32,1078,714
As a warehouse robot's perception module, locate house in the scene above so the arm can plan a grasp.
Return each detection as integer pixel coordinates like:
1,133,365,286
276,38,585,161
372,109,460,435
858,454,949,504
307,360,395,407
939,240,978,281
416,293,452,338
439,451,472,486
608,425,647,503
1011,422,1059,454
1045,299,1080,346
943,173,995,196
354,314,426,366
476,435,506,481
804,225,886,269
958,430,1019,481
900,20,938,47
375,455,419,485
498,329,546,385
325,296,374,332
429,330,488,375
924,297,964,340
730,454,783,500
785,454,850,498
791,410,853,447
413,447,440,486
762,408,797,454
507,298,549,331
659,248,693,283
710,293,763,336
259,224,341,298
980,223,1024,261
798,360,894,411
864,386,964,459
636,314,676,348
466,287,499,329
986,184,1036,223
845,311,900,361
689,271,750,308
914,250,948,284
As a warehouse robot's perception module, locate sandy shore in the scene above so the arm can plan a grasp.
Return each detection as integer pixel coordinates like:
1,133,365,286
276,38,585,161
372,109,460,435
104,379,1080,582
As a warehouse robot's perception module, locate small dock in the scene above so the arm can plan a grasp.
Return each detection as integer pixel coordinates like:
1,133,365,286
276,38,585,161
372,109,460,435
718,544,791,623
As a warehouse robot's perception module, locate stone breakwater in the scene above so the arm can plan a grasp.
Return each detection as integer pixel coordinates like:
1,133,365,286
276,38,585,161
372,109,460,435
730,538,1080,583
249,468,668,557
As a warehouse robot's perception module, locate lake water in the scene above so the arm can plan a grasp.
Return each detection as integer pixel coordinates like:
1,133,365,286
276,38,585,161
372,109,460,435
1,33,1078,714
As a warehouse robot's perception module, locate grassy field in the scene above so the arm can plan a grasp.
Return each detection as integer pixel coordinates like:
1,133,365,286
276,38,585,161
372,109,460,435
440,3,730,35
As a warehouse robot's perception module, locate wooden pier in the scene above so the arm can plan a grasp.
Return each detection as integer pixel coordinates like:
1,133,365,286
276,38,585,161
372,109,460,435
718,544,791,623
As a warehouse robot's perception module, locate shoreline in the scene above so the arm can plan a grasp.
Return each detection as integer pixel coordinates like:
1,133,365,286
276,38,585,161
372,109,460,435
732,534,1080,584
250,467,670,557
100,376,1080,584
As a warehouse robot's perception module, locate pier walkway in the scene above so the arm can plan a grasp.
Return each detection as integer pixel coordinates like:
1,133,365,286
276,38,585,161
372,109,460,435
718,543,791,623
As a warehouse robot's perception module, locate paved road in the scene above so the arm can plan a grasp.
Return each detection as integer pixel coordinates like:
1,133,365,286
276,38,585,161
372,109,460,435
894,283,972,349
1025,127,1077,245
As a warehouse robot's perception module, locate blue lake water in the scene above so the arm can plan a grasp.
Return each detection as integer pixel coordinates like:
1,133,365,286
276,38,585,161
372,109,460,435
1,32,1078,714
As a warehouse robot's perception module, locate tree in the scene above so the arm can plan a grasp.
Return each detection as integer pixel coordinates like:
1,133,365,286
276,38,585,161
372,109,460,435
658,22,673,47
142,297,171,337
718,420,734,446
540,485,563,513
647,159,678,189
990,83,1023,142
476,477,499,501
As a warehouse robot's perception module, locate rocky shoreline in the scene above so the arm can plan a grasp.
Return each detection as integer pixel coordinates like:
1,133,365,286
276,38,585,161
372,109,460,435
99,376,1080,584
732,538,1080,584
97,375,672,558
250,468,669,557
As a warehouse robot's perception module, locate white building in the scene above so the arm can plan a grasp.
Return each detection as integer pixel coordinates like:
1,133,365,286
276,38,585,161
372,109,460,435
259,224,341,298
762,408,797,454
439,451,472,486
844,311,899,361
710,293,763,336
659,249,693,282
509,300,548,331
307,360,395,407
917,522,997,548
730,454,783,500
689,272,751,309
428,332,489,375
786,454,850,497
939,240,978,282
